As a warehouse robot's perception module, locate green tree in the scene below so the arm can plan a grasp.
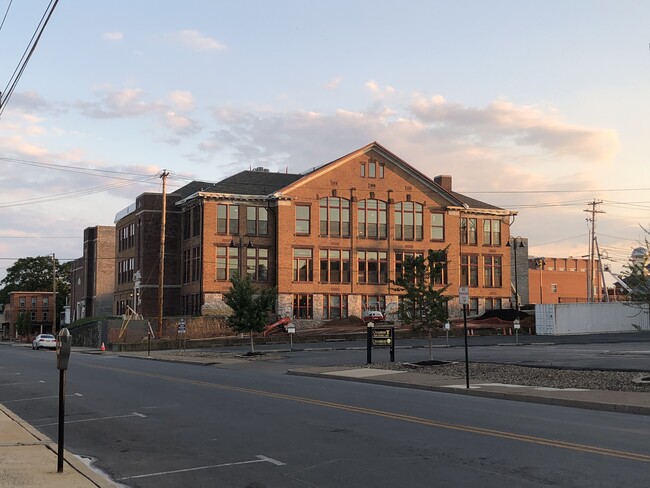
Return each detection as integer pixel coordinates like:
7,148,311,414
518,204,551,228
0,256,72,329
15,311,32,337
392,249,450,360
622,228,650,308
223,273,277,353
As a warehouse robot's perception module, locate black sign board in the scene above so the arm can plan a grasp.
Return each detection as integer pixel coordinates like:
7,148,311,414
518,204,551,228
366,326,395,363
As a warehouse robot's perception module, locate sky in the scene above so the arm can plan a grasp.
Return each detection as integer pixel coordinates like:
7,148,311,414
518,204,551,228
1,0,648,284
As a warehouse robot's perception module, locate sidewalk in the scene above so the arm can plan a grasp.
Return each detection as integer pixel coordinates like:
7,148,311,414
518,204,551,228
0,404,118,487
287,366,650,416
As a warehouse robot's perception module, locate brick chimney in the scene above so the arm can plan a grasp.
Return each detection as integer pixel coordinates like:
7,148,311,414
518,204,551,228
434,175,452,192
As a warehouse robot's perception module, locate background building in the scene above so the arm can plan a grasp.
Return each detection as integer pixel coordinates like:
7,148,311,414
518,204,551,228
70,226,116,321
528,256,589,304
3,291,55,338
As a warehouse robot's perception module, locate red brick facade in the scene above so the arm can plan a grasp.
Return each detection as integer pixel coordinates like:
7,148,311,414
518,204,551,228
178,143,515,324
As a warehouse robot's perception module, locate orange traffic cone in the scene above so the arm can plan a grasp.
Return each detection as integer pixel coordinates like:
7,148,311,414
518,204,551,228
100,342,106,352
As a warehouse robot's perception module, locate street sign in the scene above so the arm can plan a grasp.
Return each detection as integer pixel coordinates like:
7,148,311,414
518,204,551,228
513,319,521,329
372,328,392,347
459,286,469,305
178,319,186,334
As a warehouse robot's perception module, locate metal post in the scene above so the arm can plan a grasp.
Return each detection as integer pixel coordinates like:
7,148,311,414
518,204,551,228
366,323,373,364
389,327,395,362
463,304,469,389
57,369,66,472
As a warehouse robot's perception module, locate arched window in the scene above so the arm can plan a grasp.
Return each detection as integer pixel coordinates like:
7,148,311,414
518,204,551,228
319,197,350,237
394,202,423,240
358,199,387,239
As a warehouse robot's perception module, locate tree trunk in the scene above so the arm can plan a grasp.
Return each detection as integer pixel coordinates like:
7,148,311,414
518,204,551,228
428,330,433,361
249,332,255,354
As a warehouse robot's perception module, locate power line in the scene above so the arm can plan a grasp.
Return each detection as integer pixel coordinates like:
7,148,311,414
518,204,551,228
0,0,13,32
0,0,59,118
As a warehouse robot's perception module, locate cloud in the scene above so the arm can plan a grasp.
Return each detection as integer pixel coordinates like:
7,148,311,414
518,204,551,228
325,77,343,90
103,31,124,41
365,80,396,100
168,90,195,112
77,87,160,118
164,111,202,135
409,96,619,163
172,30,225,51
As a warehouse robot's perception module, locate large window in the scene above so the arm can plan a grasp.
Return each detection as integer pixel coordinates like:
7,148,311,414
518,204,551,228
362,295,386,313
118,257,134,284
320,250,350,283
483,219,501,246
216,246,239,280
217,204,239,235
323,295,348,319
461,255,479,287
358,199,387,239
293,294,313,319
293,249,313,282
460,217,477,245
394,202,423,240
118,223,135,251
358,251,388,284
483,256,502,287
183,247,201,283
431,213,444,241
247,206,268,236
295,205,310,235
485,298,503,310
319,197,350,237
394,252,423,282
246,248,268,281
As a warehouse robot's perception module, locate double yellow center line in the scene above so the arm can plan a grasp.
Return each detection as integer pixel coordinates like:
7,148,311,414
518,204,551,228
86,362,650,463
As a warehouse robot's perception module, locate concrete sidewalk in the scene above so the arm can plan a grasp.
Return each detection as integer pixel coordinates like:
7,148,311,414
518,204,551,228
287,366,650,416
0,404,118,487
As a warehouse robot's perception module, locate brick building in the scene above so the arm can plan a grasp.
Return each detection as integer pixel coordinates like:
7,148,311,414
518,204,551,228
177,142,515,324
3,291,55,337
528,256,589,304
112,180,216,318
70,226,116,321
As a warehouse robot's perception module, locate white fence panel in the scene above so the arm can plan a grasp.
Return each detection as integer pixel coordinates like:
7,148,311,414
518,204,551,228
535,303,649,335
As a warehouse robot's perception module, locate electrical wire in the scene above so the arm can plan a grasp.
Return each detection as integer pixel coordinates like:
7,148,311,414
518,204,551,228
0,0,13,32
0,0,59,118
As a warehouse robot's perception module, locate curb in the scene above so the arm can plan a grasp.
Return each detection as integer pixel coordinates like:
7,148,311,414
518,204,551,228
286,370,650,417
0,404,118,487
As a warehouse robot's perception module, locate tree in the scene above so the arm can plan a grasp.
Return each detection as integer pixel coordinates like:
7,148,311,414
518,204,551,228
223,273,276,353
0,256,72,329
392,249,450,360
622,227,650,308
16,311,32,337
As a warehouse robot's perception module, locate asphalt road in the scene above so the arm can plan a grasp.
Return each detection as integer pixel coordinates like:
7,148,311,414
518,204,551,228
1,340,649,487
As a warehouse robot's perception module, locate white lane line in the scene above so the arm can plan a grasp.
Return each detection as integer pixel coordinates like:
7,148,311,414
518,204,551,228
0,372,21,376
0,380,46,386
3,393,83,403
117,455,286,481
35,411,147,427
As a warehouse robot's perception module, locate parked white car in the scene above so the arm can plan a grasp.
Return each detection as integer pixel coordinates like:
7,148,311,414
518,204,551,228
32,334,56,350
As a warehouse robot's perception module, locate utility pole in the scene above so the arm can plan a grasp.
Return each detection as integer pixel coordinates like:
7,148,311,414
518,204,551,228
157,170,170,337
583,200,604,302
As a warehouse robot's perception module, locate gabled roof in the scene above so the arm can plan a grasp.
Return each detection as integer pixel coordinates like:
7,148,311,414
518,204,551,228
278,141,508,213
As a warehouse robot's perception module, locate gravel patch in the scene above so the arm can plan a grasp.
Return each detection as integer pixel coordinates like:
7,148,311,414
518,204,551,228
362,362,650,392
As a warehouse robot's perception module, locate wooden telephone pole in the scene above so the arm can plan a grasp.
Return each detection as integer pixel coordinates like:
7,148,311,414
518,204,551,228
584,200,604,302
157,170,170,337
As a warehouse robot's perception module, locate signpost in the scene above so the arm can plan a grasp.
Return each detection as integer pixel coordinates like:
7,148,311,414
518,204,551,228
513,318,521,344
178,319,186,351
459,287,470,389
287,323,295,352
366,325,395,363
